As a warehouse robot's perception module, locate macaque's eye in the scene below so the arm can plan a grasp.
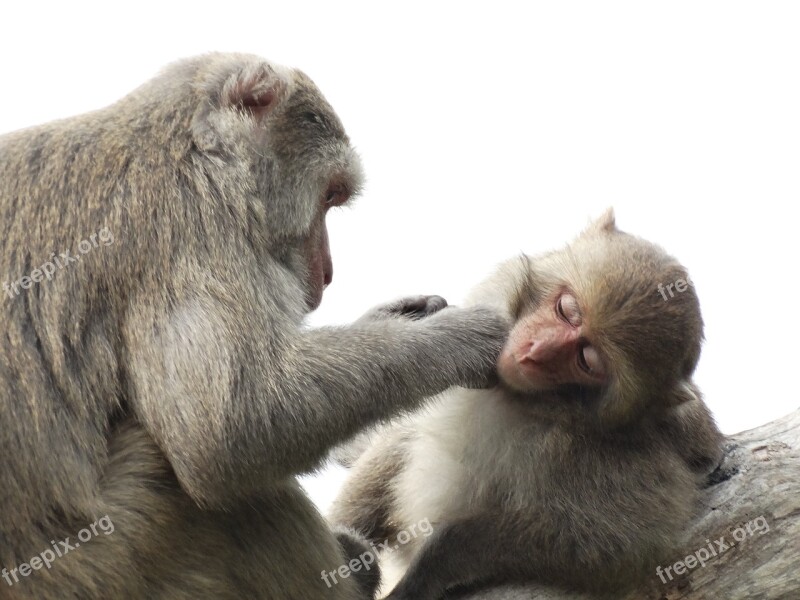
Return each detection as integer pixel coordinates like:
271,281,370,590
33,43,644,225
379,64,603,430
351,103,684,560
556,293,582,326
578,345,605,377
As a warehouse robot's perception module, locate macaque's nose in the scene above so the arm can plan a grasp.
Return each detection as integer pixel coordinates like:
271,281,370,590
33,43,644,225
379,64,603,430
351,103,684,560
522,329,573,365
524,341,557,364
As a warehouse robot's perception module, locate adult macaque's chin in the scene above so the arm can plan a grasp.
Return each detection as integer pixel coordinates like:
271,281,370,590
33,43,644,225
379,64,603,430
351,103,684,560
304,271,328,312
305,286,324,312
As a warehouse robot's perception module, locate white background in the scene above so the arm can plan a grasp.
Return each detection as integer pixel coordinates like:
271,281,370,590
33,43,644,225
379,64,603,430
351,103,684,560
2,2,798,513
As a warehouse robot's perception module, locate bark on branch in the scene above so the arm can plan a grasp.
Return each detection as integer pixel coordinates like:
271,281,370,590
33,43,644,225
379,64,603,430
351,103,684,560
452,408,800,600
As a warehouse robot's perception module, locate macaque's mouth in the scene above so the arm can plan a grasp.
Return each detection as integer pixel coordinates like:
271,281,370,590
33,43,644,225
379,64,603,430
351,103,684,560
497,354,558,393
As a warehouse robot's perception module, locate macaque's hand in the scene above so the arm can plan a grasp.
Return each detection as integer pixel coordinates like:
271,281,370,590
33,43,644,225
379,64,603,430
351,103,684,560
357,295,449,323
422,305,509,390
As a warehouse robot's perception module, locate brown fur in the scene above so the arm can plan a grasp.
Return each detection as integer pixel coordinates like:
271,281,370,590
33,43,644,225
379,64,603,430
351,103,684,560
331,211,724,599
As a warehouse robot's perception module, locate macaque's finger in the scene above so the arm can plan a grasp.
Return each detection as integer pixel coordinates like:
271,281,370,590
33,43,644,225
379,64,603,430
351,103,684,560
395,295,448,319
359,295,448,322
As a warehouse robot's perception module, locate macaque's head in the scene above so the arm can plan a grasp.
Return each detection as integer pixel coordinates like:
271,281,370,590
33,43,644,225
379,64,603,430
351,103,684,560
188,54,363,311
485,209,703,426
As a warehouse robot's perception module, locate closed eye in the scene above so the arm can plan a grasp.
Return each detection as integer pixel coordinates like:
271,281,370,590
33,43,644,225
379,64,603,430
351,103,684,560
578,345,605,378
556,293,582,327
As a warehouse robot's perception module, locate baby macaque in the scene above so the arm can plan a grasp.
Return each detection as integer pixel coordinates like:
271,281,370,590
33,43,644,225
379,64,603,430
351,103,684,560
330,210,723,599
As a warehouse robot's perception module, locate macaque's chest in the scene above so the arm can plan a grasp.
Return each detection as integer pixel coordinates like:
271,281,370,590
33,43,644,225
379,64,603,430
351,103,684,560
392,390,546,526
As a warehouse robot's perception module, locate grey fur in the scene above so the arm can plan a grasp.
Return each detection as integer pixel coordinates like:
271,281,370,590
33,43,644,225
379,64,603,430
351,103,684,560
0,53,507,599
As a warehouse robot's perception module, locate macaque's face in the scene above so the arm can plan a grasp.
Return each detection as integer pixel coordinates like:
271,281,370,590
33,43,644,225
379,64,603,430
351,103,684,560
497,289,607,392
277,78,361,313
302,181,352,311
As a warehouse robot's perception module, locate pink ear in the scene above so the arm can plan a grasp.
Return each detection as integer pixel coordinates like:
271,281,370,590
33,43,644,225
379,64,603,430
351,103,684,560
222,65,286,121
240,88,276,113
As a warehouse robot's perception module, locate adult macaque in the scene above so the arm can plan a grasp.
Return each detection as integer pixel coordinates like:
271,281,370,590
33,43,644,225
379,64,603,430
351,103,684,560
0,53,507,599
331,211,724,599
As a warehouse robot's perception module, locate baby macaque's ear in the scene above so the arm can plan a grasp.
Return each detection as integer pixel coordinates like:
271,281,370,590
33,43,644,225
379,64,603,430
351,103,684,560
666,380,701,407
586,207,618,234
464,254,533,319
598,370,646,427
